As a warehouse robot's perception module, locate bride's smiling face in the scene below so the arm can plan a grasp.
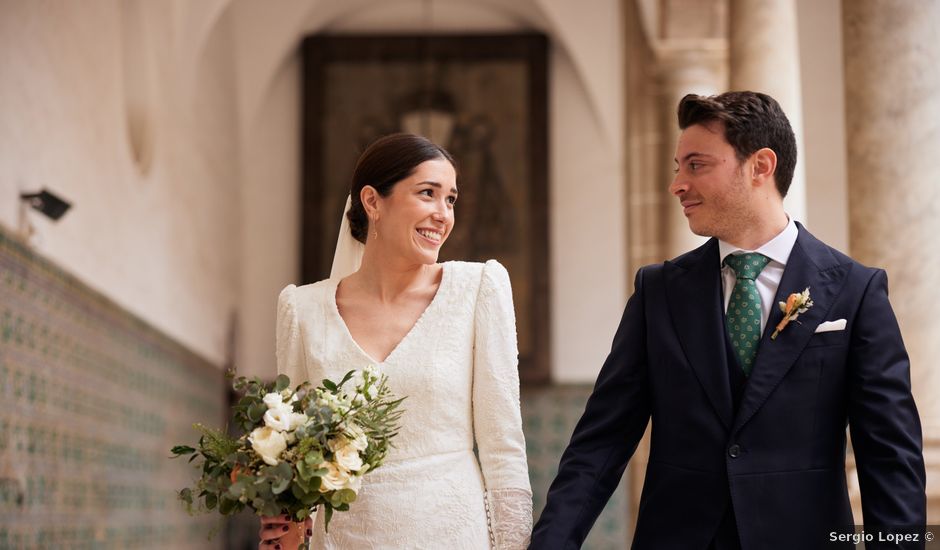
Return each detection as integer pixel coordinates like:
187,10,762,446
368,158,457,264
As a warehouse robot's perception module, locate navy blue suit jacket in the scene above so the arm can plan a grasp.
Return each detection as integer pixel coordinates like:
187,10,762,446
530,224,925,549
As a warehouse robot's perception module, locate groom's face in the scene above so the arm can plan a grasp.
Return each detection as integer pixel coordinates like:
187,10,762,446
670,122,754,241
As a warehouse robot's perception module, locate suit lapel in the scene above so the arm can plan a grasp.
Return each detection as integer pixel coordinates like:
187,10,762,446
732,224,851,434
665,239,734,430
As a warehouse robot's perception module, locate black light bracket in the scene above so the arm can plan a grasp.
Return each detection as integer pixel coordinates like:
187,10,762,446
19,188,71,221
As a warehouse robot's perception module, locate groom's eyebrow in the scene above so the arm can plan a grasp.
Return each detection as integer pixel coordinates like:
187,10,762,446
419,181,459,195
676,152,711,163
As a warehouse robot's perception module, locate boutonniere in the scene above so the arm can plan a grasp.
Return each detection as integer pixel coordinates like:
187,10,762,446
771,287,813,340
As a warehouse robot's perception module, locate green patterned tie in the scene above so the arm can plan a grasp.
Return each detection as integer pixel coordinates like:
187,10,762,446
724,253,771,376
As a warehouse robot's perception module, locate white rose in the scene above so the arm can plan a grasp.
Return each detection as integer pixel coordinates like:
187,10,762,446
334,444,364,472
263,402,295,431
287,412,307,431
318,462,351,492
262,392,284,409
248,426,287,466
344,424,368,452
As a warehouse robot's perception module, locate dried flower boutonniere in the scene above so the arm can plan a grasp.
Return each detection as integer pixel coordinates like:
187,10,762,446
771,287,813,340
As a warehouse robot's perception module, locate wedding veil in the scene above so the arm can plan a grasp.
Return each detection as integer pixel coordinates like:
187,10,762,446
330,195,365,280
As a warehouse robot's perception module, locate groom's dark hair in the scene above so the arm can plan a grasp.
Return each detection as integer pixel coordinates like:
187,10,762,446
347,133,456,244
677,91,797,198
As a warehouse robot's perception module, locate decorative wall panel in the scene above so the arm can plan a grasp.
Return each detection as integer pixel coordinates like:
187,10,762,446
0,228,226,549
522,386,630,549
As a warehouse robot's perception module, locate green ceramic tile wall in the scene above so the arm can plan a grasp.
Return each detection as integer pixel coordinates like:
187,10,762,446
0,228,226,549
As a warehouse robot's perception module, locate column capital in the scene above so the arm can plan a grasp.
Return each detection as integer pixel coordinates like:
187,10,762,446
655,41,728,94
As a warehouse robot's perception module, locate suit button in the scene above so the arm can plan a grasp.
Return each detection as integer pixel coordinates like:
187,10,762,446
728,445,741,458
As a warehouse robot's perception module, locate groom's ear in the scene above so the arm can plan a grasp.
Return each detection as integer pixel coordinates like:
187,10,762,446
751,147,778,189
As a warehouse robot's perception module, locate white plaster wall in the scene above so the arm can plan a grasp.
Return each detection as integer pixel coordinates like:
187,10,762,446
237,56,301,379
796,0,849,252
0,0,240,366
233,0,627,383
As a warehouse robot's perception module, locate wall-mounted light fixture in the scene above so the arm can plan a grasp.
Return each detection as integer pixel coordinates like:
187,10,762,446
20,188,71,221
17,187,72,245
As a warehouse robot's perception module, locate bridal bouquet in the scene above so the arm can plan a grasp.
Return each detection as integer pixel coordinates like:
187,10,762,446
171,366,404,532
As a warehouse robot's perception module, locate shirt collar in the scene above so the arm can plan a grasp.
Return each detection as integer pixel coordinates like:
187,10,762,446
718,215,798,268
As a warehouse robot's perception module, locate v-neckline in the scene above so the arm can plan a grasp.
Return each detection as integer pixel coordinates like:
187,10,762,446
330,262,450,365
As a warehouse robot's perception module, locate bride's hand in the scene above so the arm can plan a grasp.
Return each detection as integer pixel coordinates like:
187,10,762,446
259,514,312,549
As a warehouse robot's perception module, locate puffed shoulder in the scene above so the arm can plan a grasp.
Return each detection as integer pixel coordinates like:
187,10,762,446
278,283,297,300
277,283,298,318
479,259,512,295
278,279,336,311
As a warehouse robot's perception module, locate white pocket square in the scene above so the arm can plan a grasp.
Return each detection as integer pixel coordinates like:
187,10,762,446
815,319,847,333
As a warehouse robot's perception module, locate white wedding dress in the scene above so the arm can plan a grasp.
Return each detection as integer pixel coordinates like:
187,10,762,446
276,259,533,549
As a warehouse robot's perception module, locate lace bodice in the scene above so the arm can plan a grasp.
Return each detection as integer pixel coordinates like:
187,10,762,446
276,260,532,549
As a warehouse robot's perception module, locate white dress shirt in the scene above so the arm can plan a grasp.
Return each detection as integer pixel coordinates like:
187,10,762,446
719,216,799,333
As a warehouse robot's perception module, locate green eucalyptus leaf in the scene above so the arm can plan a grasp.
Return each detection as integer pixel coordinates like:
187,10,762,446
261,500,281,518
272,475,291,495
170,445,196,456
237,395,255,407
247,402,267,423
297,461,311,481
324,506,334,533
291,482,308,499
228,481,245,498
274,461,292,479
338,370,356,387
256,481,274,500
275,374,290,392
271,468,294,495
219,496,237,515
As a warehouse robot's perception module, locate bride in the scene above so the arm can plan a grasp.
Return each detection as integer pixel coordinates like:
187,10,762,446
258,133,532,549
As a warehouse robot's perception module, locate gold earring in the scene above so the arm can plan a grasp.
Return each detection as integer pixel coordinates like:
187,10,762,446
372,217,378,240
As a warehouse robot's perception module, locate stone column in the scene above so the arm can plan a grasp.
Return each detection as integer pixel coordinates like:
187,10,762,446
729,0,807,225
659,46,727,259
843,0,940,519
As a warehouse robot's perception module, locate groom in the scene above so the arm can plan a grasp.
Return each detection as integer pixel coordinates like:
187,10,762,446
530,91,926,549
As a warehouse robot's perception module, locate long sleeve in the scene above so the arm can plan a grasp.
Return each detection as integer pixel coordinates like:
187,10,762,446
472,260,533,549
276,284,308,385
847,269,926,530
